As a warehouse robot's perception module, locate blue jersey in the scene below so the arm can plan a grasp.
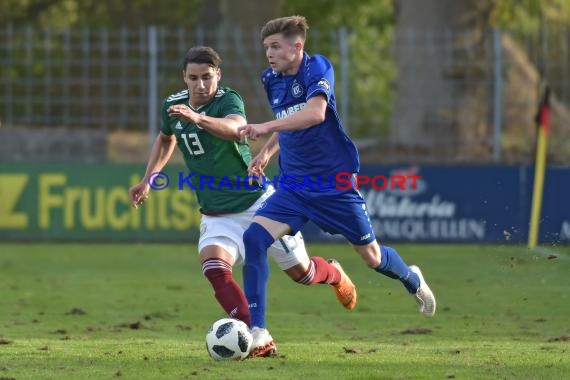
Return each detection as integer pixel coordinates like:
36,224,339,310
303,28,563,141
261,52,360,191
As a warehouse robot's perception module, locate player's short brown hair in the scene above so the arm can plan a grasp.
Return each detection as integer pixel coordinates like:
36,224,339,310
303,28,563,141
183,46,222,69
260,15,309,42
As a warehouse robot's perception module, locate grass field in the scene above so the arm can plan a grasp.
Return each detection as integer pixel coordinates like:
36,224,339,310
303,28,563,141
1,243,569,379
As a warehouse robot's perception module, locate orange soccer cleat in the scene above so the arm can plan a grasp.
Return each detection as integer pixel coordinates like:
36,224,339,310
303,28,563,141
328,259,357,310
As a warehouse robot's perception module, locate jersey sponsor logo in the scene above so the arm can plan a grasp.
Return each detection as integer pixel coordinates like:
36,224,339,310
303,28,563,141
275,102,306,119
291,80,304,98
175,121,182,129
360,233,371,241
317,78,330,92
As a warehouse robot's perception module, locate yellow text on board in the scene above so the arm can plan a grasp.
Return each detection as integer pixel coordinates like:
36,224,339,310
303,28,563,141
0,173,201,230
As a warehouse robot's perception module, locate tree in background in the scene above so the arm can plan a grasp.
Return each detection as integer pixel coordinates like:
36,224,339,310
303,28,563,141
2,0,569,163
391,0,570,163
283,0,396,138
491,0,570,34
0,0,201,29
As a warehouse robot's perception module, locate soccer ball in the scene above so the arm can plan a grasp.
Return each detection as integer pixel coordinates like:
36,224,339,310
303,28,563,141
205,318,253,360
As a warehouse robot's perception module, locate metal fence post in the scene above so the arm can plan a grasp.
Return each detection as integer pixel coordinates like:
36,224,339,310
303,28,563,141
493,28,503,163
148,26,158,151
4,24,14,126
25,26,33,125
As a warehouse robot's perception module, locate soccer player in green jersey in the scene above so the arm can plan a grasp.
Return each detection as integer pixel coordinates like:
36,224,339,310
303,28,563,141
128,46,356,358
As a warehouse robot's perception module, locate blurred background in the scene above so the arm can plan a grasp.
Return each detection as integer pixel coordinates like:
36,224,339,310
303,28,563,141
0,0,569,244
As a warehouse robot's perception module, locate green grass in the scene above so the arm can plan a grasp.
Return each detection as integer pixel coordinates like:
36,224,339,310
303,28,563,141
1,243,570,379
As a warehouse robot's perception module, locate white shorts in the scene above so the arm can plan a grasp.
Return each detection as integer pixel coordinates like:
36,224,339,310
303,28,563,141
198,188,309,270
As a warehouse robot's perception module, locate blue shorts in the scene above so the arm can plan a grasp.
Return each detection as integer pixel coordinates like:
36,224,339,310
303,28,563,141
255,189,376,245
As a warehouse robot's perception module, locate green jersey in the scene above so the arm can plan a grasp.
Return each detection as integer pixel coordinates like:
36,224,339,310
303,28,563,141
161,86,264,214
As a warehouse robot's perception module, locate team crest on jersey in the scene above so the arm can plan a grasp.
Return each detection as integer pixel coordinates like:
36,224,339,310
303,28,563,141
291,80,304,98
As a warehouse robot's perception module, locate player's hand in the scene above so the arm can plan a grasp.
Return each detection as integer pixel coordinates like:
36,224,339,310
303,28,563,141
167,104,198,123
247,152,270,185
238,123,270,141
129,182,150,209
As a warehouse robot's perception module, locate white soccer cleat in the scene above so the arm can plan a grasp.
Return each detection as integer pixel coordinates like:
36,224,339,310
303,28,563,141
409,265,436,317
248,327,277,358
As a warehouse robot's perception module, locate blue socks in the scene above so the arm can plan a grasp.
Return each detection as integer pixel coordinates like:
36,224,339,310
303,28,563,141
375,245,420,293
242,222,275,328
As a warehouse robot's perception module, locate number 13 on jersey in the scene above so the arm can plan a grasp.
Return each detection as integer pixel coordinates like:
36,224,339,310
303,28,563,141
181,133,205,155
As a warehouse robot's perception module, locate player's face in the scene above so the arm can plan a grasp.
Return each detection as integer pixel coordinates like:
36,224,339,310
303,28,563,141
183,63,221,107
263,33,301,75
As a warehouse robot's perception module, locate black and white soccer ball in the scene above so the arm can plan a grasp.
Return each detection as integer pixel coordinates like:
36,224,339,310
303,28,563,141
205,318,253,360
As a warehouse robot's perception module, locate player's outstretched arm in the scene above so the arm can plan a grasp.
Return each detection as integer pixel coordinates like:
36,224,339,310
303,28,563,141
245,134,278,185
270,95,327,132
238,96,327,141
167,104,245,141
257,133,280,164
129,132,176,208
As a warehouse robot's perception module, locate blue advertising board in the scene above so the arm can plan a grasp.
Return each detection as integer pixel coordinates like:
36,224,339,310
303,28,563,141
1,163,568,243
301,165,570,244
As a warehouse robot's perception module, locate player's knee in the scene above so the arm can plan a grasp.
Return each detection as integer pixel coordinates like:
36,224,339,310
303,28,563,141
243,223,275,260
242,227,257,249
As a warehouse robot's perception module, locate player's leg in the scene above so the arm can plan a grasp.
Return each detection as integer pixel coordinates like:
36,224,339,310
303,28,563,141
241,216,286,358
199,216,251,326
352,241,436,316
200,246,251,325
242,189,313,329
242,215,288,328
242,189,353,357
238,189,303,358
334,196,436,315
353,241,419,292
269,232,357,310
305,193,436,316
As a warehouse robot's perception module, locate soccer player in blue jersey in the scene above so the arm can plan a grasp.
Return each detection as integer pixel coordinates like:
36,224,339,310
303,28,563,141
238,16,436,336
129,46,355,358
